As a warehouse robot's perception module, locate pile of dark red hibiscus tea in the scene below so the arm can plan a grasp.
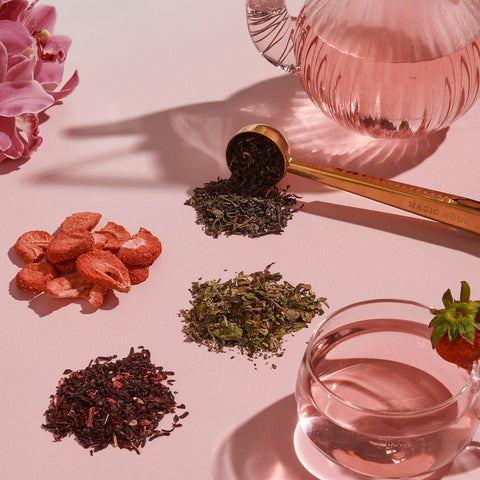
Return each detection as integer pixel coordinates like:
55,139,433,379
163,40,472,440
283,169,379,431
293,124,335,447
42,347,188,454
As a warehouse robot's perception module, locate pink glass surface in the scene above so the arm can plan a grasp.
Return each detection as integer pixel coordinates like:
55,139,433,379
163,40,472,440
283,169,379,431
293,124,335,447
1,1,480,480
294,424,480,480
247,0,480,138
295,300,480,479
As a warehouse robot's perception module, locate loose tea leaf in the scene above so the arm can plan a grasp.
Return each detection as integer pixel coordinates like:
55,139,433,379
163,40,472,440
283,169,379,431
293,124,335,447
358,116,412,137
185,178,301,238
179,264,328,360
42,347,188,454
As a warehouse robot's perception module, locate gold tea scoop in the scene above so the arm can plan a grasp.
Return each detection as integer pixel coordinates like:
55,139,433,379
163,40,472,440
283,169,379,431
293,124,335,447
226,124,480,235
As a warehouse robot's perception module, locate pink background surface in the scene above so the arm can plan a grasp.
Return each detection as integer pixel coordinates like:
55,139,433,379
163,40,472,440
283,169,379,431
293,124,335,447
1,1,480,479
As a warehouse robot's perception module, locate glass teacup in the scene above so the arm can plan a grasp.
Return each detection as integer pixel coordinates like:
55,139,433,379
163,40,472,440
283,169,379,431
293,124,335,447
295,299,480,479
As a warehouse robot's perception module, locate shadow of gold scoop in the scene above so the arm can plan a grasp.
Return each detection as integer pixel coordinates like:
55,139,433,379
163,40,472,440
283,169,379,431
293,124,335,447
225,124,480,236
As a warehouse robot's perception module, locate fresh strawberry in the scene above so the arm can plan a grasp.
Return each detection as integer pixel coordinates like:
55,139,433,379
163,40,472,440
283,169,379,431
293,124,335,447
430,281,480,370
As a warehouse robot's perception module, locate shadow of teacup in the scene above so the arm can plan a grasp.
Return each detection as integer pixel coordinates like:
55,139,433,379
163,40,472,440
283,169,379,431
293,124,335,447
213,394,317,480
447,441,480,476
213,393,480,480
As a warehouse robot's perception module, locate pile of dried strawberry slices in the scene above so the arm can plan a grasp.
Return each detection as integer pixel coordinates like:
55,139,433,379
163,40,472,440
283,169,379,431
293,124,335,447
13,212,162,308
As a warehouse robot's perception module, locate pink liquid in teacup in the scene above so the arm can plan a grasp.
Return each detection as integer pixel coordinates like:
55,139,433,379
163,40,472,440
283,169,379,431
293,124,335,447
296,309,480,479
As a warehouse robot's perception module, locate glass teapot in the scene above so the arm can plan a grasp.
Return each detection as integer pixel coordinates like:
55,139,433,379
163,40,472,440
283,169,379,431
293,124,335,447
246,0,480,138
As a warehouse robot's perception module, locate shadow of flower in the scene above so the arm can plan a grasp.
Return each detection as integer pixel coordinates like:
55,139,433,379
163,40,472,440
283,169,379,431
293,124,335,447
33,75,447,193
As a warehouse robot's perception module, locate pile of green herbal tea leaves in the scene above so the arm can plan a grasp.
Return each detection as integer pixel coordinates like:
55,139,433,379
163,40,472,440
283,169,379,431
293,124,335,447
184,178,302,238
179,264,328,365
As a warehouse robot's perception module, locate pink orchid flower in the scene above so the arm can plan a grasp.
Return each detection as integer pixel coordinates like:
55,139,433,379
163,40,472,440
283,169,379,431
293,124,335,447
0,0,78,162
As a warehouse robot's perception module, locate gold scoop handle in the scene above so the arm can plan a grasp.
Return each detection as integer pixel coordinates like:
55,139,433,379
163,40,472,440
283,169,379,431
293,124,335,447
288,158,480,235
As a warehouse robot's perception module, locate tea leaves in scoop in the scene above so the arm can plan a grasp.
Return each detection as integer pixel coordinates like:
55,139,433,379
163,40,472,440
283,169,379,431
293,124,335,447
226,131,286,194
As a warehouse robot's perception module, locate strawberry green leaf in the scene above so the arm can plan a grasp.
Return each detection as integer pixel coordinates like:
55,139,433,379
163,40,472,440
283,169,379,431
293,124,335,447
431,322,449,348
460,281,471,303
429,316,446,328
442,288,454,308
430,282,480,348
469,301,480,313
443,289,454,307
448,322,459,343
459,321,476,344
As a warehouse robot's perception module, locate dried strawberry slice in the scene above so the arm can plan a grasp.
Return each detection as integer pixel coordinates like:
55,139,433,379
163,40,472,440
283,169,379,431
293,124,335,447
92,233,108,249
128,266,150,285
14,230,53,263
16,262,57,294
76,250,131,293
12,215,160,309
46,230,94,264
61,212,102,233
52,259,77,274
45,275,109,307
118,228,162,267
85,284,109,307
94,222,131,253
45,274,94,299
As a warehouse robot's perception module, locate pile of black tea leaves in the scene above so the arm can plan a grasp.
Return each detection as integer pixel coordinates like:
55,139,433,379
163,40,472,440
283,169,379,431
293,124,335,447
179,264,328,364
185,178,301,238
42,347,188,454
186,128,301,238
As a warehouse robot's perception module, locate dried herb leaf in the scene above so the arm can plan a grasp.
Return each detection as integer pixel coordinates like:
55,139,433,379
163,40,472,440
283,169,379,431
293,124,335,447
179,265,328,360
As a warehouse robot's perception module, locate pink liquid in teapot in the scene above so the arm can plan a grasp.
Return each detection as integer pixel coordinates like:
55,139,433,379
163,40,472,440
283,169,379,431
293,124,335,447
292,1,480,138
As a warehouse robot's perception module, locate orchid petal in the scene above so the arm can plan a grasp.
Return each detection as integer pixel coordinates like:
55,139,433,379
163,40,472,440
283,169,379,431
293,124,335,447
0,115,24,159
6,54,35,82
48,69,79,101
23,4,56,34
0,40,6,82
41,34,71,62
0,19,32,54
8,52,35,74
0,1,76,163
34,59,64,88
0,0,29,21
4,133,26,158
15,112,42,156
0,115,14,150
0,132,11,151
0,80,54,116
